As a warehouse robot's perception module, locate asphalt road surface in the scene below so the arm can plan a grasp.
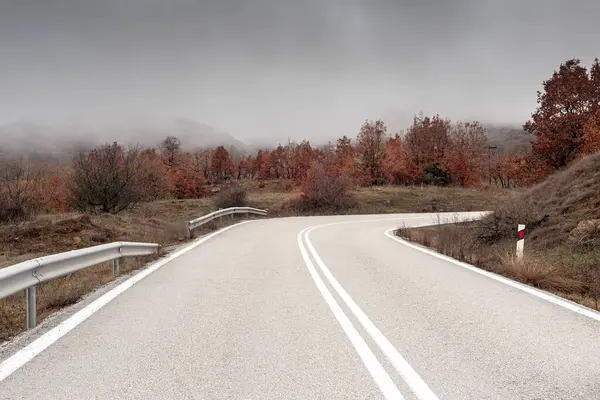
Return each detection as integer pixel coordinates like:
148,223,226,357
1,212,600,400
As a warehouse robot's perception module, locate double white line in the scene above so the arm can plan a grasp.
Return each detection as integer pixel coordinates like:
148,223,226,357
297,223,439,400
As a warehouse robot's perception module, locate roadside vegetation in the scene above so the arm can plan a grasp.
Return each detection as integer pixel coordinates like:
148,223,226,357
398,58,600,310
1,57,599,340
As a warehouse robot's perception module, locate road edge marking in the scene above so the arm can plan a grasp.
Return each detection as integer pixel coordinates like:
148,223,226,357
304,226,439,400
384,228,600,323
0,220,256,382
297,227,405,400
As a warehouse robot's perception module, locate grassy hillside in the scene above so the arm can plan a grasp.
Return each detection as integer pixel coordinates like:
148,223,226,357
398,152,600,309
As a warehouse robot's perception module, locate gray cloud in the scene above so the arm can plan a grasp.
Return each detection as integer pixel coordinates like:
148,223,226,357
1,0,599,143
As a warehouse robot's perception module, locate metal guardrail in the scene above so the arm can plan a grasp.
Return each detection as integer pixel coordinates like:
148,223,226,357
0,242,160,329
187,206,268,235
0,207,266,331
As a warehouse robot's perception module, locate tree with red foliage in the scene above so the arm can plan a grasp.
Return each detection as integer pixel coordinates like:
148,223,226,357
356,120,387,185
292,140,314,182
404,114,451,182
524,59,600,169
446,122,488,186
139,149,169,200
269,145,287,179
253,150,271,180
39,164,72,213
583,108,600,154
334,136,356,180
383,134,415,184
300,156,353,211
169,166,206,199
210,145,236,181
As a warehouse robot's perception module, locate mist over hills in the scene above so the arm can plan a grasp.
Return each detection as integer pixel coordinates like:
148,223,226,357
0,115,533,164
0,119,249,163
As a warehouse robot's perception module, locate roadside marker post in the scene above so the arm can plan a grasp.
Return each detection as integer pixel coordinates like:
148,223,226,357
516,224,525,260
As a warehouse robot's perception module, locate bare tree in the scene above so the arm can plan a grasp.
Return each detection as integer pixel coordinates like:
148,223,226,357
159,136,182,169
69,143,153,214
0,158,45,222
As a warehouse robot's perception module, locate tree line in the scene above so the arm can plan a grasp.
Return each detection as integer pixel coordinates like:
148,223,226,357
1,57,599,220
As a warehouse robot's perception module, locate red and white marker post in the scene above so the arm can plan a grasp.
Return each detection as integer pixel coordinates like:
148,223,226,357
516,224,525,260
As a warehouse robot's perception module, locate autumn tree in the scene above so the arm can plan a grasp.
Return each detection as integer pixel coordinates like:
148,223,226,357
404,114,451,183
292,140,314,182
210,145,235,181
169,165,206,199
334,135,357,181
300,156,354,211
40,164,72,213
269,145,288,179
139,149,169,200
159,136,182,169
524,58,600,169
446,122,488,186
253,150,271,180
383,134,415,184
582,108,600,154
356,120,387,185
239,155,254,180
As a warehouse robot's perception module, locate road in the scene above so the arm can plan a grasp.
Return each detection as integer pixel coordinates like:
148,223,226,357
1,213,600,399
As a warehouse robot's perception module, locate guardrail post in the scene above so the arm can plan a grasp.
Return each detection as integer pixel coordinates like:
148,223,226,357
113,258,121,276
26,286,37,329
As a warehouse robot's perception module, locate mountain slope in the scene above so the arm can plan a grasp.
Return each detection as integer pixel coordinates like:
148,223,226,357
0,119,248,162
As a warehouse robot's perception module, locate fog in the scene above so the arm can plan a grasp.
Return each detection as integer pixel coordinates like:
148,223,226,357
1,0,599,144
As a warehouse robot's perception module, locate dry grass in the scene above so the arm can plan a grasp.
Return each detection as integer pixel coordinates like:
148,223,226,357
353,185,508,214
500,253,583,293
396,224,593,307
0,256,154,341
396,153,600,310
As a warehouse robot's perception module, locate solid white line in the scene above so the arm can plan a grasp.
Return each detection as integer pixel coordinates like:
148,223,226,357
304,227,440,400
0,221,256,382
384,229,600,323
297,227,405,400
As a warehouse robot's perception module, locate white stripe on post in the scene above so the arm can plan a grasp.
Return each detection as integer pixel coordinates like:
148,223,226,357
516,224,525,260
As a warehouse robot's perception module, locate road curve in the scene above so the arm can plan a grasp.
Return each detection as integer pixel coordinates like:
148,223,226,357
1,213,599,400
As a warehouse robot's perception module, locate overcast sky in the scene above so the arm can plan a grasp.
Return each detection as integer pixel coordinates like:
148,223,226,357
1,0,599,143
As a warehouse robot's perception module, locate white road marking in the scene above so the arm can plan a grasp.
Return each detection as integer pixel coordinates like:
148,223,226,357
0,221,256,382
297,227,405,400
385,229,600,323
303,224,440,400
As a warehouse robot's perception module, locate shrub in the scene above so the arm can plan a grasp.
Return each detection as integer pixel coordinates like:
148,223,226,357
0,158,45,223
423,165,451,186
297,160,354,212
170,167,206,199
213,184,248,209
475,195,548,244
70,143,164,214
